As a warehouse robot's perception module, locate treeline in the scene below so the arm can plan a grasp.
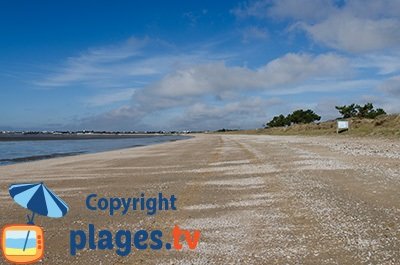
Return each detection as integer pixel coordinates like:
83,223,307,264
335,103,386,119
266,109,321,127
266,103,386,128
216,128,239,132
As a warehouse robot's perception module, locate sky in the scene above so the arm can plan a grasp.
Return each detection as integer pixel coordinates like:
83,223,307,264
1,0,400,131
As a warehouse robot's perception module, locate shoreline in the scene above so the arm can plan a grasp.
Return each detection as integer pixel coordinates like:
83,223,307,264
0,135,192,166
0,133,181,141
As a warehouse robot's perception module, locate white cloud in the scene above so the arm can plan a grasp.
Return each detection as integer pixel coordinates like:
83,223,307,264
85,88,136,107
379,75,400,96
266,79,379,95
35,34,351,127
35,37,236,89
139,53,349,100
35,37,151,87
345,0,400,19
34,29,395,130
353,53,400,75
266,0,336,21
76,98,279,131
75,52,353,130
169,97,282,130
234,0,400,53
301,14,400,53
232,0,335,21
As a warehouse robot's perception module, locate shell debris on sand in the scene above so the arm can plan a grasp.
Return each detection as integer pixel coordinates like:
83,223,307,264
1,134,399,264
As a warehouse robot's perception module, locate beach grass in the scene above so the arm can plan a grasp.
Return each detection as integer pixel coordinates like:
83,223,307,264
220,114,400,137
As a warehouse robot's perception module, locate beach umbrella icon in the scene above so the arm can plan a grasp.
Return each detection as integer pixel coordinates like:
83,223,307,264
9,182,69,223
8,182,69,251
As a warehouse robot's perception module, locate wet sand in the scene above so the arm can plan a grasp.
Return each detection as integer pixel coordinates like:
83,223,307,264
0,134,399,264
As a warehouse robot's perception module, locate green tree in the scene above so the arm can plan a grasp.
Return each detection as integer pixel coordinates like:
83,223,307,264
266,114,290,128
266,109,321,128
355,103,374,118
336,103,386,119
335,104,357,118
287,109,321,124
365,107,386,119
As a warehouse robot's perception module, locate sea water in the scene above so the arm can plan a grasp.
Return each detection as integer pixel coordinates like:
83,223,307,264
0,135,189,166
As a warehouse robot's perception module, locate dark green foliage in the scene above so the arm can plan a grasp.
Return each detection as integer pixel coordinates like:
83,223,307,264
365,108,386,119
266,114,290,128
287,109,321,124
266,109,321,128
335,104,357,118
266,103,386,129
335,103,386,119
216,128,239,132
355,103,373,118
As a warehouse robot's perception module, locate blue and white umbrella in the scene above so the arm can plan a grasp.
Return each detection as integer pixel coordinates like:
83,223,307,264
9,182,69,252
9,182,69,223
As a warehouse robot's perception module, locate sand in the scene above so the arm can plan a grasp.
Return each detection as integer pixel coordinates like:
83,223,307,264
0,134,399,264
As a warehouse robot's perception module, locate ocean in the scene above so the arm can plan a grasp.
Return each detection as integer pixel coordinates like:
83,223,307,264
0,135,189,166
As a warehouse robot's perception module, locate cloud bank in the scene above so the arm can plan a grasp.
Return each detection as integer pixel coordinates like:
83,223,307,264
34,0,400,131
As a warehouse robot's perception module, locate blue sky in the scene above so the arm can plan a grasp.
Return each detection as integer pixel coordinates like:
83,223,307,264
1,0,400,131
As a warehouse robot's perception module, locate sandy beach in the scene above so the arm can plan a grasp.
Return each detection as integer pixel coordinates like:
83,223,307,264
0,134,399,264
